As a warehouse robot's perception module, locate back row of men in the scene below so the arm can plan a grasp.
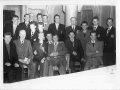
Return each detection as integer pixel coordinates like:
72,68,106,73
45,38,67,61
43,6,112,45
3,13,116,82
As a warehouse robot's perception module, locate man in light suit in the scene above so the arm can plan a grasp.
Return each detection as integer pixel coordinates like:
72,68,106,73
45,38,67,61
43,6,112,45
48,14,65,42
84,31,103,70
14,30,36,80
65,17,81,39
33,32,48,77
43,15,49,31
48,34,67,76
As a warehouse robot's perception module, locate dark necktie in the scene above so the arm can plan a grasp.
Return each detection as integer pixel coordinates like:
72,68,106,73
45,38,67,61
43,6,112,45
92,43,94,47
21,41,24,46
84,33,86,37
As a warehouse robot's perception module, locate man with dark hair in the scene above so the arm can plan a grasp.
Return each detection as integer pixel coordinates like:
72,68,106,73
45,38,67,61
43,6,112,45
65,31,84,73
89,16,104,41
65,17,81,39
103,18,116,66
84,31,103,70
36,13,43,23
48,14,65,42
3,32,22,83
48,34,67,76
4,15,20,40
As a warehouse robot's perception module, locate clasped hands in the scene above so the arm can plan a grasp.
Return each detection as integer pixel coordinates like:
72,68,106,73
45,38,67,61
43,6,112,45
5,62,19,67
19,57,30,65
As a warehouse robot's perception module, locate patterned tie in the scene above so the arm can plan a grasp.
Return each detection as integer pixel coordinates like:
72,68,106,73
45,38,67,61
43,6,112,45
21,40,24,46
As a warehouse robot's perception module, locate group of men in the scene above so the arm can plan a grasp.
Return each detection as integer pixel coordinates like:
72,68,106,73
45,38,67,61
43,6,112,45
3,13,116,83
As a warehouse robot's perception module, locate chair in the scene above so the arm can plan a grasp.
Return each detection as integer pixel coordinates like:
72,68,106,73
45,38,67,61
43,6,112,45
22,65,29,80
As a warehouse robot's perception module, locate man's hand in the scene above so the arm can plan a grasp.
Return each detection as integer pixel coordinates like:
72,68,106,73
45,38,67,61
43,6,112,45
81,58,86,62
14,63,19,67
96,51,99,53
34,50,37,55
41,57,45,63
73,51,77,56
5,62,11,66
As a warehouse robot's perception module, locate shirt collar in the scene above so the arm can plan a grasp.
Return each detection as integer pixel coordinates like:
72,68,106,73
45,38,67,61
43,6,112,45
91,40,96,43
108,26,112,30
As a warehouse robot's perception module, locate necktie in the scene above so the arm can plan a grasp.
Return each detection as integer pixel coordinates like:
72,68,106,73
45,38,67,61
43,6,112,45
54,43,57,52
107,27,111,35
93,26,96,31
21,40,24,46
92,43,94,47
31,31,34,37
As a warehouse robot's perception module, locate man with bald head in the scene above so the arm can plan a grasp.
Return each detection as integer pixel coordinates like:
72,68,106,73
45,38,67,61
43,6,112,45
14,29,36,80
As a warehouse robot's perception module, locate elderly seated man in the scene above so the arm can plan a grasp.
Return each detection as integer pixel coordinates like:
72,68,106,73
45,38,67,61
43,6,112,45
47,34,68,76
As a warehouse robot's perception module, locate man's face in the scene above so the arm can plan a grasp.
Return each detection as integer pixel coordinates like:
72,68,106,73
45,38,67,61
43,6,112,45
55,16,60,23
69,32,75,39
71,18,77,25
43,16,48,23
30,13,34,21
37,15,42,22
53,35,58,42
19,30,26,40
30,24,36,30
24,15,30,22
90,33,96,41
12,17,19,25
4,35,12,44
81,23,88,30
92,19,99,26
38,33,44,41
46,34,52,41
38,24,43,32
107,19,113,27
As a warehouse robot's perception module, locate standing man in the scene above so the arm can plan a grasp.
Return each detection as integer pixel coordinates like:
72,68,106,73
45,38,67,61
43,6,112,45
43,15,49,31
3,32,22,83
29,13,35,23
36,13,43,23
89,16,104,41
14,30,36,80
65,17,81,39
65,31,84,73
103,18,116,66
33,32,48,77
48,34,67,76
48,14,65,42
4,15,20,40
84,31,103,70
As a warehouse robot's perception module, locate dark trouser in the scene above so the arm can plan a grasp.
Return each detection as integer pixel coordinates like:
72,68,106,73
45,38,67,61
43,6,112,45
19,60,36,80
48,57,66,76
43,60,49,77
103,53,116,66
4,66,22,83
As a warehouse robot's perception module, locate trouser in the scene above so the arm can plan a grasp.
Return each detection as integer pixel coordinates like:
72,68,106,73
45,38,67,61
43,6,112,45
103,53,116,66
43,60,49,77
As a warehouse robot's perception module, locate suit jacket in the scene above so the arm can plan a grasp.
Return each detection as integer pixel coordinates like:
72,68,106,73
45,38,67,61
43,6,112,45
33,41,48,60
103,26,116,53
3,40,18,66
86,40,103,62
17,22,31,40
48,23,65,41
89,25,104,41
14,39,33,60
76,30,91,51
65,38,84,60
48,42,67,59
3,23,20,40
65,25,82,39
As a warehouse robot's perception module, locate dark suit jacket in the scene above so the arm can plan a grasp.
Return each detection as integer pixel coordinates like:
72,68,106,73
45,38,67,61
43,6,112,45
89,25,104,41
86,40,103,62
14,39,33,60
48,23,65,41
65,38,84,61
33,41,48,61
3,23,20,40
3,40,19,67
17,22,31,40
65,25,82,39
103,26,116,53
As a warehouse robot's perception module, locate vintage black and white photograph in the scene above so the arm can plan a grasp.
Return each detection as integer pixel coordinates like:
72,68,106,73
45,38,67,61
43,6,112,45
1,0,120,89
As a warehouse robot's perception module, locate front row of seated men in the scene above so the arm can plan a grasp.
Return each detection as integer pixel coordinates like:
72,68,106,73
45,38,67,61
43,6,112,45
3,29,103,83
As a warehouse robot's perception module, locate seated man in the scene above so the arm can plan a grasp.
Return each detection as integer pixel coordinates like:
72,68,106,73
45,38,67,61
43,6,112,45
14,29,36,80
3,32,22,83
48,34,67,76
33,32,48,77
84,31,103,70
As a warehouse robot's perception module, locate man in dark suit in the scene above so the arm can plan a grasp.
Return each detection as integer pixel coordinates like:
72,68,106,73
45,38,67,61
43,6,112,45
33,32,48,77
48,34,67,76
84,31,103,70
14,30,36,80
3,32,22,83
29,22,39,46
48,14,65,42
89,16,104,41
65,17,81,39
65,31,84,73
4,15,20,40
17,14,31,41
103,18,116,66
